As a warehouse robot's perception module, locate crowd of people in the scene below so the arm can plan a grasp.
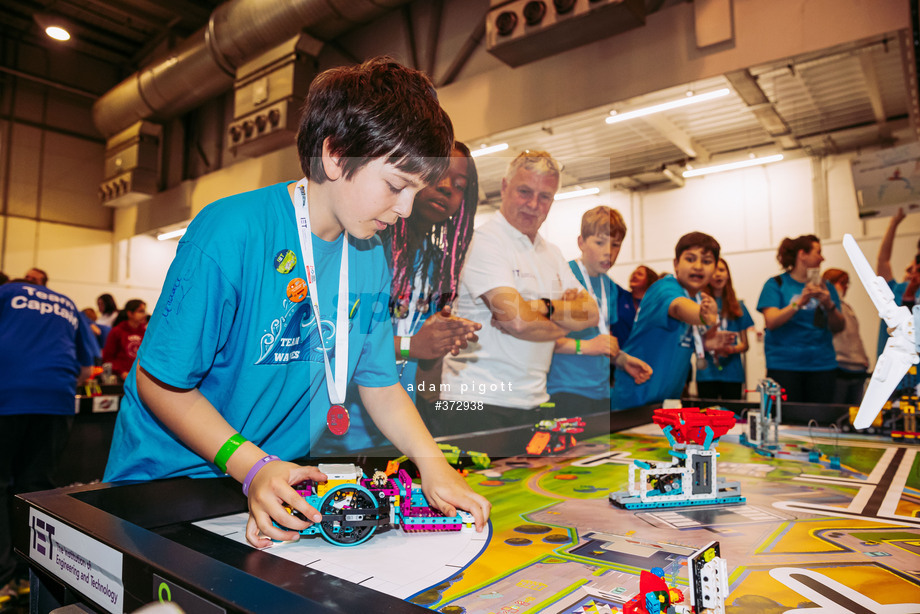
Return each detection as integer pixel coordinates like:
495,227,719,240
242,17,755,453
0,57,913,593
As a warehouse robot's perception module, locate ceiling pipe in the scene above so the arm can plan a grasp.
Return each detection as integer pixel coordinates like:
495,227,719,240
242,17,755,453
92,0,410,139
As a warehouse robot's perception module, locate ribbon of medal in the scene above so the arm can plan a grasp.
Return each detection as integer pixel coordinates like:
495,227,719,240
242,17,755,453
292,178,350,435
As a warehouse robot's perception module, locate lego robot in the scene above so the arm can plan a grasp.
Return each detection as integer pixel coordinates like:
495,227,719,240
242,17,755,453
610,408,744,510
279,463,471,546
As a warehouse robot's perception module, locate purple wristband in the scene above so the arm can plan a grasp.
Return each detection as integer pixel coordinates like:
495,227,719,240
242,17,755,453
241,455,281,497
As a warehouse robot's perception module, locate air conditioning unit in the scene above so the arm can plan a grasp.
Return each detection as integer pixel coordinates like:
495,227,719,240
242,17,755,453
486,0,645,68
228,35,320,158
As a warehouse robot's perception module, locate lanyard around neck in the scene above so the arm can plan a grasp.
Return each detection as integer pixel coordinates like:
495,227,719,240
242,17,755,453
689,289,705,359
292,179,348,405
576,259,609,335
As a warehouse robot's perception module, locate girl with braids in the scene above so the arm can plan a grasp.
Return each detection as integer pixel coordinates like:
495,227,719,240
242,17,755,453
695,258,754,400
386,140,481,388
315,141,482,453
756,235,844,403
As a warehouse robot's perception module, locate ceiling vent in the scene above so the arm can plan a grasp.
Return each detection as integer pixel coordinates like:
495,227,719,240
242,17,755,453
486,0,645,68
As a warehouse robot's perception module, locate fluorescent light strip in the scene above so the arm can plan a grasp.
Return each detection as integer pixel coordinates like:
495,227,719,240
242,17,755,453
157,228,187,241
470,143,509,158
682,154,784,178
606,88,731,125
554,187,599,201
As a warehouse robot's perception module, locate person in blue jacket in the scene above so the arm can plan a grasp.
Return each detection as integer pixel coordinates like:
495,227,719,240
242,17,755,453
612,232,734,410
103,58,489,549
547,205,651,416
695,258,754,400
757,234,844,403
0,278,97,601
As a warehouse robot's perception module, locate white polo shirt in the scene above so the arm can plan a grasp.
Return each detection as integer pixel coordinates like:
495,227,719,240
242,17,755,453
441,212,581,408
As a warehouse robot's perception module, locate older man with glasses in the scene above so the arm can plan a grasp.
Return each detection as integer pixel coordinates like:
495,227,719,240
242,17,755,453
436,151,598,444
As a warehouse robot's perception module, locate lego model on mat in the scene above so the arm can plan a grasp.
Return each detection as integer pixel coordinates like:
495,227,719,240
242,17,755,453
739,378,782,456
609,407,744,510
278,463,471,546
526,416,586,455
624,541,727,614
843,233,919,429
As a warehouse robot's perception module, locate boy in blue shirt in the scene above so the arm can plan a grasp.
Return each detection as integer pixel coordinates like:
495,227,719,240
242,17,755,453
104,58,490,548
612,232,733,410
547,206,651,415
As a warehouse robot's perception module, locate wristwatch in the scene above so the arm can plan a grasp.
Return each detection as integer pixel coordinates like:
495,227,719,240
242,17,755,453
541,297,554,319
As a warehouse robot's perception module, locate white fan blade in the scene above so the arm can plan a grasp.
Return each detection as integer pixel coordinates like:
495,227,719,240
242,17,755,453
843,233,910,329
854,337,917,429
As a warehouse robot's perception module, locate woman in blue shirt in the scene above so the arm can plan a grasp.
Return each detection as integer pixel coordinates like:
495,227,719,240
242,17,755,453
696,258,754,400
756,235,845,403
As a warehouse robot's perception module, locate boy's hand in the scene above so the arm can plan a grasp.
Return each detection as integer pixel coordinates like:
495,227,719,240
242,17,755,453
703,330,737,353
245,462,327,549
582,334,619,357
699,293,719,327
416,457,491,532
620,354,653,384
412,306,481,359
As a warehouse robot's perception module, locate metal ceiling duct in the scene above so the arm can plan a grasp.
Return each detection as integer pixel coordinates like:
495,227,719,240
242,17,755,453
92,0,410,138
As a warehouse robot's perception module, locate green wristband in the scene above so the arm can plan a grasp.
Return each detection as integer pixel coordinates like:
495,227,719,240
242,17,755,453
575,339,582,355
214,433,247,474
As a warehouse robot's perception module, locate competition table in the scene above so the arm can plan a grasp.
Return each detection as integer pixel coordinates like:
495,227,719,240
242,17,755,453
15,407,653,614
14,400,865,614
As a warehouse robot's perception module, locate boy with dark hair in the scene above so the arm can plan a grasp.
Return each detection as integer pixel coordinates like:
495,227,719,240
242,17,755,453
547,206,651,416
104,57,490,548
612,231,733,410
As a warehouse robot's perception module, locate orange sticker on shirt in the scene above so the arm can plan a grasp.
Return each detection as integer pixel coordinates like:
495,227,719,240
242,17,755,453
287,278,308,303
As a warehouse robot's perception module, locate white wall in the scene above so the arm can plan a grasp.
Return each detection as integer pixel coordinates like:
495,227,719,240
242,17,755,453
535,153,920,398
0,213,176,313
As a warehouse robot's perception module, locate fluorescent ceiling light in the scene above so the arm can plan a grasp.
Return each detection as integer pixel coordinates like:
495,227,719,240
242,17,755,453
606,88,731,125
682,154,784,178
471,143,509,158
157,228,187,241
554,187,599,201
45,26,70,41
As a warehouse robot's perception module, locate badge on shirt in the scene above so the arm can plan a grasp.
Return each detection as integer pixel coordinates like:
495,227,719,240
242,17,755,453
287,278,308,303
274,249,297,274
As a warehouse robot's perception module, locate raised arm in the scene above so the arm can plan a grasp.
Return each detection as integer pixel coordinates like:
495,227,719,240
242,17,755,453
878,208,906,282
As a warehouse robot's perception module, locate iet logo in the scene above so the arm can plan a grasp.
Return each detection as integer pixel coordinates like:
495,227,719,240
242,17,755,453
31,516,55,560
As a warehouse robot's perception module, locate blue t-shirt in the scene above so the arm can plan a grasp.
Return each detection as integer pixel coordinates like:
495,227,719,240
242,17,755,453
0,282,98,416
612,276,694,410
547,262,631,400
695,299,754,383
756,272,840,371
104,182,397,481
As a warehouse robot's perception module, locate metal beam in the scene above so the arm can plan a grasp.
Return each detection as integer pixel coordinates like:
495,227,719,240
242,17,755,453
859,47,891,141
726,68,800,150
640,113,711,162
